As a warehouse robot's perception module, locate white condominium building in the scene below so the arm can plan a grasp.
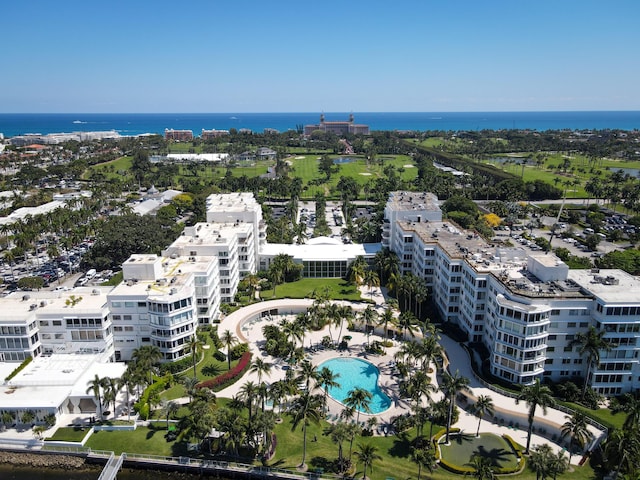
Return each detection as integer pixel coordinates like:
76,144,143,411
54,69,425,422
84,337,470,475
107,254,216,362
0,288,114,362
205,192,266,263
385,191,640,394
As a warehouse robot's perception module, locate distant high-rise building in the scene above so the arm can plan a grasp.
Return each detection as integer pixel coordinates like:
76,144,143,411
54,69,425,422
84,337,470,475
164,129,193,141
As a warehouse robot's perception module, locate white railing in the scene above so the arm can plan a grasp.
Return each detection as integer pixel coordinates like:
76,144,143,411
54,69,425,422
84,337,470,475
457,341,609,434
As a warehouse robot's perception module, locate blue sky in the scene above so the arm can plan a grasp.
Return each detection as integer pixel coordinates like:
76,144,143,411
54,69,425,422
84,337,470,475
1,0,639,113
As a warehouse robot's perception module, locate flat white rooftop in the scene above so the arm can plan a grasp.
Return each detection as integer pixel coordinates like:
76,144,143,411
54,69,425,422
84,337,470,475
167,153,229,162
0,287,111,320
0,353,126,410
260,240,379,261
568,269,640,303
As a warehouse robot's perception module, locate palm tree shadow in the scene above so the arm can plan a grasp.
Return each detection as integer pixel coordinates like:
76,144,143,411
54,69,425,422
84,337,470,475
388,433,412,458
453,432,475,445
473,445,511,467
309,456,333,470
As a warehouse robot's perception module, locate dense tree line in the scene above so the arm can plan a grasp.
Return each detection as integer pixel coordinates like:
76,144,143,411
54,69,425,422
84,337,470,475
82,214,183,270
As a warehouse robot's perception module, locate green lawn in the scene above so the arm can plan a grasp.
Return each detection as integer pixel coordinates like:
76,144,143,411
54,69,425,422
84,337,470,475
439,432,519,471
270,417,419,479
288,154,418,199
482,152,640,199
84,156,133,180
45,426,90,442
563,401,625,430
160,336,242,401
260,278,365,302
62,414,598,480
85,424,188,457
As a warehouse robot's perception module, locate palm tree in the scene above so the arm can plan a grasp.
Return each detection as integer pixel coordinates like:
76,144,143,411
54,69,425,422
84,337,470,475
363,269,380,301
529,443,553,480
412,446,437,480
268,380,289,418
288,392,323,469
327,421,350,472
316,366,340,415
360,305,378,347
337,305,353,347
378,307,396,341
239,381,259,426
549,450,569,480
281,319,304,355
187,334,204,378
569,326,613,400
20,410,35,425
417,335,442,372
560,412,593,463
220,329,237,371
471,395,495,437
414,283,429,320
86,374,104,417
467,454,495,480
132,345,162,385
102,377,120,419
404,370,436,410
516,379,556,454
296,360,319,392
182,376,199,402
397,311,418,340
1,411,15,427
348,256,368,287
602,427,640,477
441,370,470,444
161,400,180,431
117,368,137,421
354,443,382,480
250,357,273,385
345,387,373,425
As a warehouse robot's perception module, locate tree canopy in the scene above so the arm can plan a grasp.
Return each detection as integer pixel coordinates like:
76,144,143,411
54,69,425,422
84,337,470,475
83,214,182,269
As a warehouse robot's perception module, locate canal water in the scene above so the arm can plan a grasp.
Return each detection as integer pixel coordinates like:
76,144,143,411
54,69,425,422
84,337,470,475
0,464,217,479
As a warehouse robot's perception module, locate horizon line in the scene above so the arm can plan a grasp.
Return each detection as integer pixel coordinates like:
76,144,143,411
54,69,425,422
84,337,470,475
2,110,640,115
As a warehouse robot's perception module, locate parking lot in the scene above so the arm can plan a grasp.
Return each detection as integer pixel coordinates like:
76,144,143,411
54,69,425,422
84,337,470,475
497,215,628,259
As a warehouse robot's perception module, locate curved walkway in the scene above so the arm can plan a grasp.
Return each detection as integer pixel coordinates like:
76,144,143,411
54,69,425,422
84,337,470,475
217,292,606,465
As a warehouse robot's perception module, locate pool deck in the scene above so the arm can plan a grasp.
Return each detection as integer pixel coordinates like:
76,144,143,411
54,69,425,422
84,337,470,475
216,287,606,464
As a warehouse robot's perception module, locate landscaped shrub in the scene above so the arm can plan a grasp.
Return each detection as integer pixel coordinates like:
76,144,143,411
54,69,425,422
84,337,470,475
438,457,474,475
230,342,249,360
498,434,526,474
158,354,194,375
5,356,32,381
209,328,223,349
196,351,252,391
503,434,523,455
213,350,226,362
135,378,169,420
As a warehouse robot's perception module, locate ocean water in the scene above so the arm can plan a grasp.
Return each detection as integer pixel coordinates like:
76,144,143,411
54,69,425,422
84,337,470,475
0,111,639,138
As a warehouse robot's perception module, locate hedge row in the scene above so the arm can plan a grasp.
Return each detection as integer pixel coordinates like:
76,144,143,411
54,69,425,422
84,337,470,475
500,434,526,474
433,429,525,475
5,355,33,381
197,351,252,391
134,378,169,420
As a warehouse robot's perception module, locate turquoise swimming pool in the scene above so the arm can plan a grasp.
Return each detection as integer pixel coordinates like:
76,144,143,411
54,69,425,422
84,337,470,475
318,357,391,414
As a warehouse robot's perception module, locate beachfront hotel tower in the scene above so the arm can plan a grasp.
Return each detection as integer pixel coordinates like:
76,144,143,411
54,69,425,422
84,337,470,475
304,113,370,136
